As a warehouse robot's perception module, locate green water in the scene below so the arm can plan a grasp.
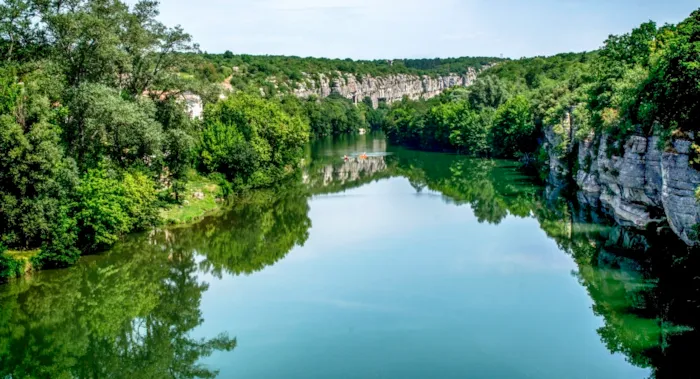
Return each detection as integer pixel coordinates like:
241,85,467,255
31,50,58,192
1,134,698,378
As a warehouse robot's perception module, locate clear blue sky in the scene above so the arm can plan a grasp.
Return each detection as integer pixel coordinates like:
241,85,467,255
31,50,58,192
152,0,698,59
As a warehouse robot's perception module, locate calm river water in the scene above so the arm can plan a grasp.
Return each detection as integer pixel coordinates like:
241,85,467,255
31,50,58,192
1,134,698,379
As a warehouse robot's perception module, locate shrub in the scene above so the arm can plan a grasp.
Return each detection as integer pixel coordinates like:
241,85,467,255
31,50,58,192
75,167,159,252
0,244,23,281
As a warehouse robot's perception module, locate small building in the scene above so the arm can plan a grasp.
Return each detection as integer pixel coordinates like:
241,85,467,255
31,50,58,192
181,92,203,119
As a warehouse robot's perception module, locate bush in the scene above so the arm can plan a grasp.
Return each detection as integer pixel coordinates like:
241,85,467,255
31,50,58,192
75,167,159,252
0,244,23,281
122,171,159,230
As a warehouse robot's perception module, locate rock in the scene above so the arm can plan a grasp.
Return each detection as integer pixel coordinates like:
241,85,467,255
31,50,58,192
564,130,700,246
292,66,493,108
661,139,700,245
192,191,205,200
183,200,190,206
587,134,665,229
576,137,601,194
543,114,573,186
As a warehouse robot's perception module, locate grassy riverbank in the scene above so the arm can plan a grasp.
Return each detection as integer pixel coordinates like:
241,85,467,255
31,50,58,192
159,174,225,226
0,173,227,283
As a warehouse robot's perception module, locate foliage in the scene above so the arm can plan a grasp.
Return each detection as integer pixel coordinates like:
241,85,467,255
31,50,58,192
0,244,23,281
490,95,537,158
0,0,314,268
637,11,700,134
379,51,592,159
75,167,158,252
200,94,310,188
178,53,503,89
467,75,511,110
64,83,164,169
303,94,367,137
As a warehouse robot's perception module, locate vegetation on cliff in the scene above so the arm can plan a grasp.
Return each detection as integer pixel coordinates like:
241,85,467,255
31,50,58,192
179,53,502,95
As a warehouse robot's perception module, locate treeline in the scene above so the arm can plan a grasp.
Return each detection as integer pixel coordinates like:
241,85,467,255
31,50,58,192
382,51,589,159
380,9,700,176
0,0,311,277
178,53,503,95
278,94,389,137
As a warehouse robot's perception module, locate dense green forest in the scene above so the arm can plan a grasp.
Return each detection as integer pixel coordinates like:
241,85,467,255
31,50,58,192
382,52,590,160
380,9,700,177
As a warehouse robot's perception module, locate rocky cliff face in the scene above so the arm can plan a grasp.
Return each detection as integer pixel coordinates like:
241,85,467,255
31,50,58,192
292,68,481,108
545,118,700,245
542,111,574,186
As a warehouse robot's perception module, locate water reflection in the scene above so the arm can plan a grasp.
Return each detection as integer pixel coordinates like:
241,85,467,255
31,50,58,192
304,135,699,378
0,237,236,378
154,187,312,277
0,133,697,378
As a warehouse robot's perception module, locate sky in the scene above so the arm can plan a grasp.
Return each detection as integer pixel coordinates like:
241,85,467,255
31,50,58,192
151,0,699,59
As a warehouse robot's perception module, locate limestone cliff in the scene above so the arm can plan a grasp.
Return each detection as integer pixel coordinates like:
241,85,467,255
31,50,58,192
292,68,483,108
545,118,700,246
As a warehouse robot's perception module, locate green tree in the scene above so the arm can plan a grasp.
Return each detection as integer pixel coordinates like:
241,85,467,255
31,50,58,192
200,94,310,188
467,75,511,110
637,11,699,133
490,95,536,158
64,83,163,169
74,167,158,252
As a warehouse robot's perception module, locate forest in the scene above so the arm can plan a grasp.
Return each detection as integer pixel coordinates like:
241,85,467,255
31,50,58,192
380,10,700,178
1,0,699,279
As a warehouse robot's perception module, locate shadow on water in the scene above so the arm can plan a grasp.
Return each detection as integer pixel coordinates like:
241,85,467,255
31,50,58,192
0,133,698,378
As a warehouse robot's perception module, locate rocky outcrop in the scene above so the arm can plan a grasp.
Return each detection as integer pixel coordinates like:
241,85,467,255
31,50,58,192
543,111,574,186
594,135,664,229
292,68,483,108
661,139,700,244
563,131,700,245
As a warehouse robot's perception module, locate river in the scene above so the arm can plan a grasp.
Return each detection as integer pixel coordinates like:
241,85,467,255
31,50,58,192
1,133,698,378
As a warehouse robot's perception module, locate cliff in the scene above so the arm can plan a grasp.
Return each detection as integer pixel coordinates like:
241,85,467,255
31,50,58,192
544,115,700,246
292,68,482,108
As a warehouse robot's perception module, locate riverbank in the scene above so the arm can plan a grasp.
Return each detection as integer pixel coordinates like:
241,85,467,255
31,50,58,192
0,173,229,283
159,174,226,226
